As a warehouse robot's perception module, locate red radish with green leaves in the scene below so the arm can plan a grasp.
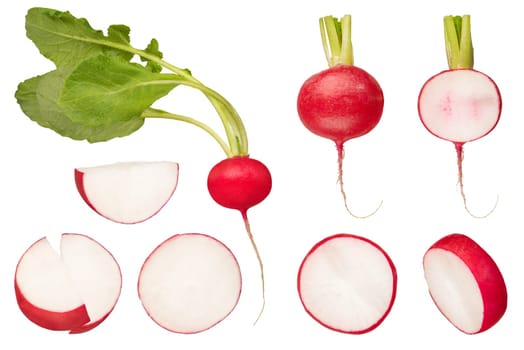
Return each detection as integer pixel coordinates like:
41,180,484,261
297,233,397,334
15,233,122,333
418,15,501,218
423,233,507,334
15,7,271,324
297,15,384,218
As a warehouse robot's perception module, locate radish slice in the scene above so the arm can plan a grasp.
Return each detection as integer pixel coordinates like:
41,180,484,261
138,233,242,334
15,233,122,333
423,233,507,334
75,161,179,224
418,69,501,143
297,234,397,334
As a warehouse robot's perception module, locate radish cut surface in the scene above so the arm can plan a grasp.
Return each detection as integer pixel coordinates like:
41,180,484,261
75,161,179,224
423,233,507,334
418,69,501,143
15,233,122,333
138,233,242,334
297,234,397,334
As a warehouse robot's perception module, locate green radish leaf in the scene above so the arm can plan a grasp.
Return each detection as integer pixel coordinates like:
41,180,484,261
15,69,144,142
142,38,163,73
58,54,180,126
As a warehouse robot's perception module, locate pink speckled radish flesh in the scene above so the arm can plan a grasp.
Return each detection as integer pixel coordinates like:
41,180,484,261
138,233,242,334
14,233,122,333
75,161,179,224
297,234,397,334
423,234,507,334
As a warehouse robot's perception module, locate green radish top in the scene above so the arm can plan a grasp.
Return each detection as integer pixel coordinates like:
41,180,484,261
15,7,249,158
444,15,474,69
319,15,354,67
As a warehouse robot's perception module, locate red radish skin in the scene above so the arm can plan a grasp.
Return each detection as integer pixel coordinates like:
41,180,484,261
207,156,272,323
297,233,397,334
297,16,384,218
423,233,507,334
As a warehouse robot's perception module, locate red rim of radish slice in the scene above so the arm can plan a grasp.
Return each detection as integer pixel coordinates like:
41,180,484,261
423,233,507,334
137,233,242,334
14,233,122,333
297,233,397,334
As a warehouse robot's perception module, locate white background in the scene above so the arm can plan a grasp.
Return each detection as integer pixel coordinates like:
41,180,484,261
1,0,522,348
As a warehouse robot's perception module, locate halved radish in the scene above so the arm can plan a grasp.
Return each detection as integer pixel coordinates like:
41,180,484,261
138,233,242,334
297,233,397,334
75,161,179,224
15,233,122,333
423,233,507,334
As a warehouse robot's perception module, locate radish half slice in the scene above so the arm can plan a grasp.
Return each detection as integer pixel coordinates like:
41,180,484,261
75,161,179,224
138,233,242,334
297,233,397,334
423,233,507,334
15,233,122,333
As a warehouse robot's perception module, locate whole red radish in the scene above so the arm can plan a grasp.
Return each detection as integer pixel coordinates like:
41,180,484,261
423,233,507,334
418,15,501,218
207,155,272,322
297,15,384,218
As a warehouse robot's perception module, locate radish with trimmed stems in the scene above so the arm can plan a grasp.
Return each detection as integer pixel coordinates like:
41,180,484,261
15,8,271,323
15,233,122,333
423,233,507,334
297,15,384,218
138,233,241,334
75,161,179,224
418,15,501,218
297,233,397,334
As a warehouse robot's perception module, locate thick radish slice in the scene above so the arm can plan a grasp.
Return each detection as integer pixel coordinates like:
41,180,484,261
297,234,397,334
418,69,501,143
15,233,122,333
75,161,179,224
138,233,242,334
423,233,507,334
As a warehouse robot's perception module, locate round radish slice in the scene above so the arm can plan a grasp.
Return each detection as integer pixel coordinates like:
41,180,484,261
15,233,122,333
423,233,507,334
297,233,397,334
138,233,242,334
75,161,179,224
418,69,501,143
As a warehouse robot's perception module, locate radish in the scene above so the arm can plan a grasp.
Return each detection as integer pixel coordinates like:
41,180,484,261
297,233,397,334
138,233,241,333
297,15,384,218
16,7,272,324
418,15,501,217
15,233,122,333
75,161,179,224
423,233,507,334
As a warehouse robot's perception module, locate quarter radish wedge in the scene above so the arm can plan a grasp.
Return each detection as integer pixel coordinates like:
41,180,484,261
75,161,179,224
15,233,122,333
138,233,242,334
423,233,507,334
418,15,501,218
297,234,397,334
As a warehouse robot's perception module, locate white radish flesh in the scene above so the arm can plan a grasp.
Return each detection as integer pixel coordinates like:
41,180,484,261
138,233,241,334
297,234,397,334
423,233,507,334
75,161,179,224
15,233,122,333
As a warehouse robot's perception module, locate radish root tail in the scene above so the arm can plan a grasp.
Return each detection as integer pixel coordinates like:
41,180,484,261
336,142,382,219
240,210,265,325
455,143,498,218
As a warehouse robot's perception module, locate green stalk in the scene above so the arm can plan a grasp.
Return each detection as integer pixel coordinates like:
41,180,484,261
320,15,354,67
444,15,474,69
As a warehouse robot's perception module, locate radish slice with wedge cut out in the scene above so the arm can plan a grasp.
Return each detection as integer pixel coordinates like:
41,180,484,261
138,233,242,334
423,233,507,334
297,233,397,334
75,161,179,224
14,233,122,333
